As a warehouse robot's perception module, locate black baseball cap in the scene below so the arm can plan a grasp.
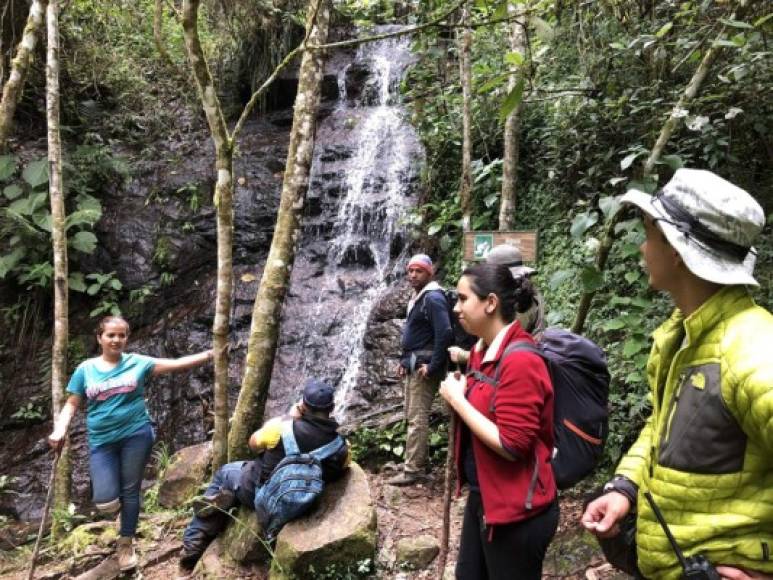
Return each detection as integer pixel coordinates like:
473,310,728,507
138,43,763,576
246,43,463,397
302,379,335,411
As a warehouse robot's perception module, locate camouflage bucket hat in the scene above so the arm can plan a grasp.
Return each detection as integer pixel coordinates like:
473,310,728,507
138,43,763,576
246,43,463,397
621,168,765,286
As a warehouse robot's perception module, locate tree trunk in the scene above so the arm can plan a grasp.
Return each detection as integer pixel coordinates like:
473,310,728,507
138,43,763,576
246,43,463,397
0,0,46,152
498,7,527,231
458,5,473,232
181,0,233,471
153,0,173,66
571,22,737,335
228,0,330,461
46,0,70,539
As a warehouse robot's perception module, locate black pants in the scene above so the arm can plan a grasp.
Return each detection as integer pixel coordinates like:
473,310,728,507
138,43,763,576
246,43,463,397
456,491,559,580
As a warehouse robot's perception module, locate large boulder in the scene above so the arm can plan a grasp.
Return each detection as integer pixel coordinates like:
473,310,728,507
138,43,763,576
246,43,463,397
270,462,377,579
157,441,212,508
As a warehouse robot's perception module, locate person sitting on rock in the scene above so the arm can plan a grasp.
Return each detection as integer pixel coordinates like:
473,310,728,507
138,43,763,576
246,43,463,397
177,378,350,577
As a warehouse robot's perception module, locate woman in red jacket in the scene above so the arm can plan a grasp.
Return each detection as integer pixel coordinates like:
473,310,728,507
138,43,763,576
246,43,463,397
440,262,558,579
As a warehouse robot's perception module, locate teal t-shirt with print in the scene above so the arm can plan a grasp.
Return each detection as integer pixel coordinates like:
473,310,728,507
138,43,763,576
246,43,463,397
67,353,156,448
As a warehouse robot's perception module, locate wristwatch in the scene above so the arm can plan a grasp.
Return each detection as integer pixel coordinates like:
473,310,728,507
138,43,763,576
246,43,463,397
603,475,638,505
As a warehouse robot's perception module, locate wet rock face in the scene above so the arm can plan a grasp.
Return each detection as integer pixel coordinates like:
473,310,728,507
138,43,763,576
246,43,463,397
267,28,423,423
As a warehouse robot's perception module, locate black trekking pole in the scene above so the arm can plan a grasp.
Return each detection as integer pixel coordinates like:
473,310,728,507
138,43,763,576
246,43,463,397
27,448,61,580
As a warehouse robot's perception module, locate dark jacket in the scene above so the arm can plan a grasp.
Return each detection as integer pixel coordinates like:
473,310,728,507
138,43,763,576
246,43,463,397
400,283,453,377
239,414,349,501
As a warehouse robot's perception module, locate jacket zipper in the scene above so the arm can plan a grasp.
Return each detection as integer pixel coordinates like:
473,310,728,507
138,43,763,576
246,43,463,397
651,344,687,478
662,371,686,445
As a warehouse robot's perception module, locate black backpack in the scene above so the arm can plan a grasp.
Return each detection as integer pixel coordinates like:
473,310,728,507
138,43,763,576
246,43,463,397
421,288,477,351
470,328,610,489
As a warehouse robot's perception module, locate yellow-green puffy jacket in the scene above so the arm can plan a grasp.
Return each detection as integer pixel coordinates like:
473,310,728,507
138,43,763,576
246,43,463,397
616,286,773,579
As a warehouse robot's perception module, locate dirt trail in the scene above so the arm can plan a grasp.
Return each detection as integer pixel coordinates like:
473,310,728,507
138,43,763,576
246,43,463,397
0,466,625,579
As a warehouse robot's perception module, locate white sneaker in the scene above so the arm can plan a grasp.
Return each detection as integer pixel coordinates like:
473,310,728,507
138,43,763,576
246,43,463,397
117,536,138,571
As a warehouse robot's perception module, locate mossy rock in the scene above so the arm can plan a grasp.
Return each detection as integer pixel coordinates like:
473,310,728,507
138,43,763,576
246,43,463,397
269,462,377,579
221,506,271,564
60,521,118,557
395,534,439,570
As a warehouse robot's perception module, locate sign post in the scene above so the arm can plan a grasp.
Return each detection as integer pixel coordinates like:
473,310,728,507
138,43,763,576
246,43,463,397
463,230,538,263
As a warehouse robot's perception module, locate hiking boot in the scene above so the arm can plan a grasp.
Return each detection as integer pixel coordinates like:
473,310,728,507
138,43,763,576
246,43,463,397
178,547,202,577
386,471,425,486
175,562,195,580
192,489,235,518
116,536,137,571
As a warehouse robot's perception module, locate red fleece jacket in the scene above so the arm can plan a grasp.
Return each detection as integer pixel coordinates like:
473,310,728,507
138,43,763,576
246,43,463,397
455,322,556,526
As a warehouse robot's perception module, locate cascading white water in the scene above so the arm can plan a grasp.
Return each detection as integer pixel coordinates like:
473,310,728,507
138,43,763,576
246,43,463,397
269,27,423,421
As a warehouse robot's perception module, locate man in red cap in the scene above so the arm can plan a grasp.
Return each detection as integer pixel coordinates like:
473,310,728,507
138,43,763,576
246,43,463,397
389,254,453,486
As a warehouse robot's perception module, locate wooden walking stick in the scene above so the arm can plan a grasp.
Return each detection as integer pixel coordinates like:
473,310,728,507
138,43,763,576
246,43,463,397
27,449,61,580
437,412,456,577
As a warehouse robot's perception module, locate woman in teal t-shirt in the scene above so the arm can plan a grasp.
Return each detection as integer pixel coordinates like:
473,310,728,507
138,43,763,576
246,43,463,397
48,316,213,571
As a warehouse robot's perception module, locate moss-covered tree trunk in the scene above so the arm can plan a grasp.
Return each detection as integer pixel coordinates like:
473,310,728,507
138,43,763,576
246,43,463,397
0,0,46,152
458,4,472,232
498,7,527,231
181,0,233,471
228,0,330,461
45,0,70,539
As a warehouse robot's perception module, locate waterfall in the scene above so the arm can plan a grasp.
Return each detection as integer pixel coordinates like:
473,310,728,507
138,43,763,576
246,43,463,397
268,27,423,421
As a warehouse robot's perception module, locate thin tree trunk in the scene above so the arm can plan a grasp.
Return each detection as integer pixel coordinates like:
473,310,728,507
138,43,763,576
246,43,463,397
228,0,330,461
46,0,69,539
0,0,46,152
458,4,473,232
571,20,739,335
153,0,173,66
181,0,233,471
498,7,527,231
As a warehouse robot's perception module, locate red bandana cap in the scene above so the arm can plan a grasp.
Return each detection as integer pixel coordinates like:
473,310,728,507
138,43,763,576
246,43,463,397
407,254,434,275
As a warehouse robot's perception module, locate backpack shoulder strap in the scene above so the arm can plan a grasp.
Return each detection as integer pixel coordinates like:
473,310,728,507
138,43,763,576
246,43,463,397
472,340,542,413
280,420,300,456
493,341,542,382
310,435,346,462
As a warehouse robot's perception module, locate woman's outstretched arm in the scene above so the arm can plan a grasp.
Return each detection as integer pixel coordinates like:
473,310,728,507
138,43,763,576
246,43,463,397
151,349,214,375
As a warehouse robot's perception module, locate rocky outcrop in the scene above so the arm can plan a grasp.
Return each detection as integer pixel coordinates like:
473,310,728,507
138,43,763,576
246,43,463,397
157,441,213,508
270,462,377,579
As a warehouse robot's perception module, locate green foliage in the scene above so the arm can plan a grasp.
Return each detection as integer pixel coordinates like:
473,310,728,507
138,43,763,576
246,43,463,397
306,557,375,579
10,402,45,422
84,272,123,318
51,502,88,535
349,417,449,467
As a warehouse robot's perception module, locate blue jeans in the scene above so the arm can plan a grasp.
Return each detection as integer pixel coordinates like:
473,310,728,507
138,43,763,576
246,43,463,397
182,461,248,557
89,422,155,537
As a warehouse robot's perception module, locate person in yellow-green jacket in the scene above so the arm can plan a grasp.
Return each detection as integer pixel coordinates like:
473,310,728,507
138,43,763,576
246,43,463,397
581,168,773,580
